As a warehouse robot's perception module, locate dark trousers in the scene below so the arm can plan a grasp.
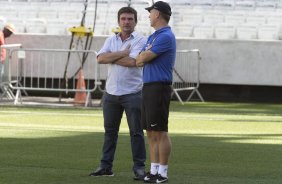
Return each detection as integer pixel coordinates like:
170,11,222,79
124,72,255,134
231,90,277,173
100,92,146,172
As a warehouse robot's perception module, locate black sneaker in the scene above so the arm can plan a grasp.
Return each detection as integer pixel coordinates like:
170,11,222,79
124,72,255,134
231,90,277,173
156,174,168,183
144,172,158,183
89,167,114,177
133,169,145,181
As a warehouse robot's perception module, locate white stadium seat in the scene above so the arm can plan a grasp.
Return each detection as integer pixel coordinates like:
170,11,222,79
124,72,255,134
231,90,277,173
203,13,224,24
235,0,255,11
246,14,266,25
224,12,246,25
213,0,234,11
257,24,279,40
214,24,236,39
25,19,47,34
236,24,257,40
193,24,214,38
46,20,67,35
173,24,194,37
267,15,282,25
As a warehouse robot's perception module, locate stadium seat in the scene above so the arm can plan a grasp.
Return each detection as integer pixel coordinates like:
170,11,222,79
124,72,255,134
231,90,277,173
214,24,236,39
18,10,38,19
135,23,152,36
257,24,279,40
58,10,80,20
46,20,67,35
25,19,47,34
203,13,224,24
266,15,282,25
93,23,106,36
181,12,203,25
246,14,266,25
224,13,246,25
172,24,194,37
192,0,214,11
236,24,257,40
235,0,256,11
193,24,214,38
38,9,58,19
255,0,276,12
213,0,234,11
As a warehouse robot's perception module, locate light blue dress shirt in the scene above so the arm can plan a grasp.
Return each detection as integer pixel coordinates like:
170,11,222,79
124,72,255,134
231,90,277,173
97,31,146,96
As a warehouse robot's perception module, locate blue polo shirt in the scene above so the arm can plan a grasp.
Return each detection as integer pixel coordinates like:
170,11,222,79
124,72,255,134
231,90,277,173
142,26,176,84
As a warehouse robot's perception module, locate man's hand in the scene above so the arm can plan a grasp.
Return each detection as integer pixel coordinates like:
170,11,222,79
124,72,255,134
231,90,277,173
136,54,144,67
120,44,131,58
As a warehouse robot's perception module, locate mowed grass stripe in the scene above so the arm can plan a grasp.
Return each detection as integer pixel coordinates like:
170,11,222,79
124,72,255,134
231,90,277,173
0,102,282,184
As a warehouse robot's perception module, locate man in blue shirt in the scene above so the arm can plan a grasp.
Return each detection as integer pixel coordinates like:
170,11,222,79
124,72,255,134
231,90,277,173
136,1,176,183
89,7,146,181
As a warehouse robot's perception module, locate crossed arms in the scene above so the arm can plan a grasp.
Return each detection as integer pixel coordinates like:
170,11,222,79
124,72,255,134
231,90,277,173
136,48,157,67
97,41,158,68
97,45,137,67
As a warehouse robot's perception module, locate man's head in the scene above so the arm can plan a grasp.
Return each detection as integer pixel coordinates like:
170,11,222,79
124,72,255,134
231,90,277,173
117,7,137,34
3,23,15,38
145,1,171,23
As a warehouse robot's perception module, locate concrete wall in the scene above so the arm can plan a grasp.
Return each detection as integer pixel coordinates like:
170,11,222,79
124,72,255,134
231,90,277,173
6,34,282,87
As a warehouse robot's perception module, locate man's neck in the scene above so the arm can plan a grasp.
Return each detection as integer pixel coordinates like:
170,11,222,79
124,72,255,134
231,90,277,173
120,32,132,41
154,21,168,31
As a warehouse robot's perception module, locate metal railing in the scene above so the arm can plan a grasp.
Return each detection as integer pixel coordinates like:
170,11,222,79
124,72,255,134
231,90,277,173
172,49,204,104
7,48,98,106
0,44,22,100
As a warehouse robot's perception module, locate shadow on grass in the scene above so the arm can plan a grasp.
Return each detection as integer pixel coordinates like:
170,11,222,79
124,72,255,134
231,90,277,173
0,132,282,184
170,101,282,117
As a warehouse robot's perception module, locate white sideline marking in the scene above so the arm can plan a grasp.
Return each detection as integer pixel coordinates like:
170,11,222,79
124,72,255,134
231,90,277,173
0,111,102,117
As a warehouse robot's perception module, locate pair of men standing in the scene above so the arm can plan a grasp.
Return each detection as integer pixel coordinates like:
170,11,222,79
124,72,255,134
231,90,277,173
89,1,176,183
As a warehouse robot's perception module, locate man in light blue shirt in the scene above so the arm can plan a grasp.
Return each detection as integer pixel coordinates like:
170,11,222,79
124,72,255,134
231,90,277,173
89,7,147,181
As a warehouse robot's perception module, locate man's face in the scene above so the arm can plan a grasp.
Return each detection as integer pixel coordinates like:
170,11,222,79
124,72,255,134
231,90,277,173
118,13,136,34
3,29,13,38
149,9,159,27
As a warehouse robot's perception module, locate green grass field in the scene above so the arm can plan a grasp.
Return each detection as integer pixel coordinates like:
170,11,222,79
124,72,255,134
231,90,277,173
0,102,282,184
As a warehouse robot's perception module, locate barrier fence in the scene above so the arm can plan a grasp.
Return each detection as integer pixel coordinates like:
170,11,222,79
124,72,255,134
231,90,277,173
0,47,203,106
0,44,22,100
4,48,98,106
172,49,204,104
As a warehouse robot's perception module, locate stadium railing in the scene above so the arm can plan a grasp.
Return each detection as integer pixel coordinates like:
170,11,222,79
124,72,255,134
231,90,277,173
6,48,98,107
0,44,22,100
172,49,204,105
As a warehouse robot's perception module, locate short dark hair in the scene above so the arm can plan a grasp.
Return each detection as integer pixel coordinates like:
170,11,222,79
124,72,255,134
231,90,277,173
118,6,138,23
160,12,170,23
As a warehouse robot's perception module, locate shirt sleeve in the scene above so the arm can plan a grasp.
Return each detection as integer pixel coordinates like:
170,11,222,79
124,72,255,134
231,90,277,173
150,34,171,55
97,37,112,56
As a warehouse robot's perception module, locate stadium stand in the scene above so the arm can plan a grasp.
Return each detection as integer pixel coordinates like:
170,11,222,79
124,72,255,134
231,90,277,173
0,0,282,40
0,16,6,29
214,24,236,39
193,24,214,38
236,24,258,39
25,19,47,34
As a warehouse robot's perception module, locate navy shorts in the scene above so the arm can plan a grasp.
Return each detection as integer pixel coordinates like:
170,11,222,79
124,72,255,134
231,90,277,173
141,82,172,132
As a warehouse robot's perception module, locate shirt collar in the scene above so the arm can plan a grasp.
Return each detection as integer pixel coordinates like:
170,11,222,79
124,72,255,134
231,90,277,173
116,31,137,39
155,26,170,34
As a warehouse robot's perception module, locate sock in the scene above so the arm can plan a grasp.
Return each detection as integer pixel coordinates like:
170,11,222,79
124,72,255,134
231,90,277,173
150,163,159,175
158,165,168,178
